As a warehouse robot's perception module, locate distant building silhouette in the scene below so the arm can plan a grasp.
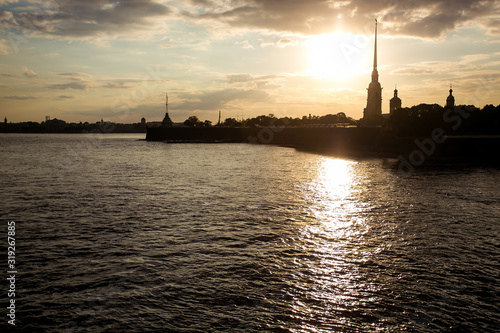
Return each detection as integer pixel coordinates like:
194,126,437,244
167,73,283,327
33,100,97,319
363,20,382,125
162,93,173,126
45,118,66,132
390,86,402,114
446,85,455,109
141,117,146,125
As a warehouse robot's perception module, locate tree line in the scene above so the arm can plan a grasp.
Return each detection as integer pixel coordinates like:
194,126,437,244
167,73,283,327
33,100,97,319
182,104,500,136
183,112,357,127
385,104,500,136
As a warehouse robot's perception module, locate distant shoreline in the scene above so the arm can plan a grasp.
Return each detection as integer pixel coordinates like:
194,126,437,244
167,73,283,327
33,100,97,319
0,132,146,134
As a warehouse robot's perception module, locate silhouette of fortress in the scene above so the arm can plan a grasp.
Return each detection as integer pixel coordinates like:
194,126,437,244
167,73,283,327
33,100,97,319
146,21,499,163
152,20,462,132
361,20,407,124
361,20,458,124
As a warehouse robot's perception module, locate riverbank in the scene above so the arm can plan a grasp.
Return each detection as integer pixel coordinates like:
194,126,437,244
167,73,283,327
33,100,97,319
146,125,500,163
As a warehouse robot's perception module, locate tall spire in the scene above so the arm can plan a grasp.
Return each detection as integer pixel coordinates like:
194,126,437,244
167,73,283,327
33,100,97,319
363,19,383,122
165,93,168,113
162,92,173,126
374,19,378,69
372,19,379,83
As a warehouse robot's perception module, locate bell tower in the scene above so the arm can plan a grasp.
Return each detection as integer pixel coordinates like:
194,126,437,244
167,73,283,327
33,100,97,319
446,84,455,109
390,85,402,114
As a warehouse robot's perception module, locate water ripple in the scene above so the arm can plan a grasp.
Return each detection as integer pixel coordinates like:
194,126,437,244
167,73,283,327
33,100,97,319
0,134,498,332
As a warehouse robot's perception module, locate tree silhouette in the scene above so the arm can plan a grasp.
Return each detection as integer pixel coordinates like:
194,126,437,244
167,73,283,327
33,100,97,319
386,103,500,136
222,118,242,127
184,116,200,127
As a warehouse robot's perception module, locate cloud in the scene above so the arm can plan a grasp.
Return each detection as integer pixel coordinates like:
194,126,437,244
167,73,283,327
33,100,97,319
158,43,173,49
186,0,500,39
260,38,299,48
391,67,435,76
391,52,500,77
174,88,271,110
0,10,17,28
47,81,88,90
4,0,172,38
129,50,146,55
484,18,500,35
237,40,253,49
22,65,36,77
227,74,253,83
57,72,92,78
276,39,298,48
226,73,280,90
101,79,139,89
1,95,40,100
0,38,9,54
4,0,496,41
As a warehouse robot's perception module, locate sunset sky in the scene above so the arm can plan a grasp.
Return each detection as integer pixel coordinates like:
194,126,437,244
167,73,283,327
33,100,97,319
1,0,500,124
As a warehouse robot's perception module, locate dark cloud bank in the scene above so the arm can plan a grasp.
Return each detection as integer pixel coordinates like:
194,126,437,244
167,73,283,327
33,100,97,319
2,0,172,37
1,0,499,38
188,0,500,38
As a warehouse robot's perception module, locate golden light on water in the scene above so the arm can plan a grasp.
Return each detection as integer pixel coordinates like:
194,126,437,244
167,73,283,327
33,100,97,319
309,158,361,226
317,158,354,199
289,157,376,331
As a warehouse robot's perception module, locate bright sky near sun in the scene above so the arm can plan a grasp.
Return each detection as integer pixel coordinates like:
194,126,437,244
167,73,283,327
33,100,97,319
1,0,500,123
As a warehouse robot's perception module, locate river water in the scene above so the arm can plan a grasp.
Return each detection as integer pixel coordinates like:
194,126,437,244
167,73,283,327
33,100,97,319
1,133,499,332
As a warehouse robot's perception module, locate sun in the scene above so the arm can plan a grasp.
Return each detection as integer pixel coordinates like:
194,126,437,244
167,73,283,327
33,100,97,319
306,32,368,80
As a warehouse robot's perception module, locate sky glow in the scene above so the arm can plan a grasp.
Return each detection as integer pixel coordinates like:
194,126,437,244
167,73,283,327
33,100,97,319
1,0,500,123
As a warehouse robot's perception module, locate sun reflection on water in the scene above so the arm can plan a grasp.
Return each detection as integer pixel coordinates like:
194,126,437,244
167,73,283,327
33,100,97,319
307,157,366,237
287,157,381,331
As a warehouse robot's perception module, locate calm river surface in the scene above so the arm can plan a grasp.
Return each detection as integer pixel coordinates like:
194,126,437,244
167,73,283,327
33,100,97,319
1,133,499,332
